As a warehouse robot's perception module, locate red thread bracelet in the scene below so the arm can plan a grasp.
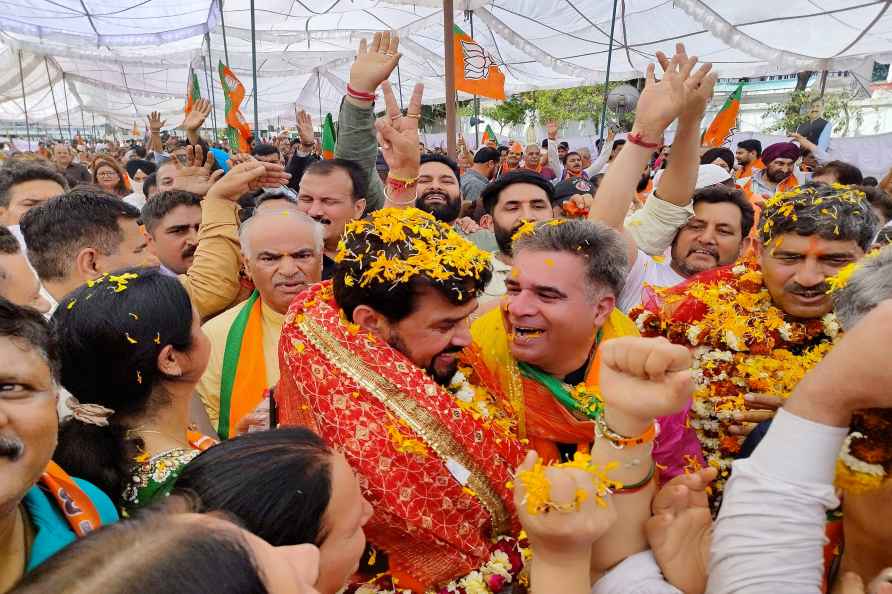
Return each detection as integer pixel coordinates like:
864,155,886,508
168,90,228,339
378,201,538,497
346,84,376,101
627,132,663,149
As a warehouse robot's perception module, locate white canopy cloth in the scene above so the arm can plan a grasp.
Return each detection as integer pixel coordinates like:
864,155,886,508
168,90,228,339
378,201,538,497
0,0,888,132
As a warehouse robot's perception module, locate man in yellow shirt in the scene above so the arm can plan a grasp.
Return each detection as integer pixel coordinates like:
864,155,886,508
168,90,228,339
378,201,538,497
196,205,323,438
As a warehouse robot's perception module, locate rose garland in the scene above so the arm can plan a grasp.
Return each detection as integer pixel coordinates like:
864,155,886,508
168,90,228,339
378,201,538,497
629,259,841,495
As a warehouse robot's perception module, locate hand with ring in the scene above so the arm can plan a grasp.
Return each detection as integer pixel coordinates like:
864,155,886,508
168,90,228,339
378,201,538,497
375,80,424,183
349,31,401,100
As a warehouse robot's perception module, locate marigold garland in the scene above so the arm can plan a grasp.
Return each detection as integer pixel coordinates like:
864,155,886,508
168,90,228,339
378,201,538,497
629,259,841,496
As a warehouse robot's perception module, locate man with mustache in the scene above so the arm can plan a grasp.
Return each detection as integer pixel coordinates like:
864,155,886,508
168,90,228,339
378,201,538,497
0,298,118,592
196,207,323,439
743,141,804,203
296,159,368,281
141,190,203,276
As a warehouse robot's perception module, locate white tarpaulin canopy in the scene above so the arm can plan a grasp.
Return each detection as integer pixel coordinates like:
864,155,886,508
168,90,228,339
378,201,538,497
0,0,890,133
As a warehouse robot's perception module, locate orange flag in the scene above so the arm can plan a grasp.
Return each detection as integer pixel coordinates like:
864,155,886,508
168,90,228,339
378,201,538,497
702,83,743,148
219,61,252,153
454,25,506,100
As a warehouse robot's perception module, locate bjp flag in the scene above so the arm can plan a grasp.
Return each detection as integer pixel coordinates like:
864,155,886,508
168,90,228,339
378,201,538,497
481,124,498,147
702,82,743,148
454,25,505,100
218,61,252,153
185,66,201,114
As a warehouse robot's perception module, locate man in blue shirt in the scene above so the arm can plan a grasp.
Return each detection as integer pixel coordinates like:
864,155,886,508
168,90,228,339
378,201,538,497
0,298,117,592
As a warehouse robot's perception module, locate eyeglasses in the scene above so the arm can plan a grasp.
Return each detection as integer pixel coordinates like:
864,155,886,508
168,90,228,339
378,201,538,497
97,171,119,178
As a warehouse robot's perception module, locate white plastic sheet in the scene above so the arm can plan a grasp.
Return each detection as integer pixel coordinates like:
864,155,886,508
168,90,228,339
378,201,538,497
0,0,889,134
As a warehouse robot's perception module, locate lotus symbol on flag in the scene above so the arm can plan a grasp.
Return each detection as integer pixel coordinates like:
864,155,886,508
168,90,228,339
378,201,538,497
461,40,496,80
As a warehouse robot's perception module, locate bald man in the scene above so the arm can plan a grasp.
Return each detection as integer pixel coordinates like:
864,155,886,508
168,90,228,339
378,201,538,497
196,207,323,438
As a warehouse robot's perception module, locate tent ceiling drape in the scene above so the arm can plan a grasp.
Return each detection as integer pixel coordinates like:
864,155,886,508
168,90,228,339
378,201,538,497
0,0,889,131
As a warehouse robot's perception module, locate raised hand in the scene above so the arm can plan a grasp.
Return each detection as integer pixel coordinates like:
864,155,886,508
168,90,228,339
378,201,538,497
634,43,701,141
599,336,693,434
646,467,717,594
147,111,166,132
349,31,401,95
207,158,291,202
655,44,716,124
374,80,423,180
170,145,222,196
296,110,315,148
182,98,212,132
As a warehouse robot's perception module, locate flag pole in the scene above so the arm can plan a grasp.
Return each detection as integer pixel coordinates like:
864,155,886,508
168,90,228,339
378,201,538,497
61,73,73,141
396,62,404,110
249,0,260,138
17,50,31,150
218,0,230,66
204,34,219,137
44,58,63,141
470,10,479,149
598,0,619,140
316,70,323,124
443,0,456,160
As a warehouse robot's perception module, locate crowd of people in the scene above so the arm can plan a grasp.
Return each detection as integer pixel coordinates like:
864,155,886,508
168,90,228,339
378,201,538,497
1,33,892,594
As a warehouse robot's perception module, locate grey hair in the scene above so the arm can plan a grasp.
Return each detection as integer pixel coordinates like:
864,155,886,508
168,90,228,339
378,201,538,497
512,219,628,299
238,206,324,258
833,244,892,331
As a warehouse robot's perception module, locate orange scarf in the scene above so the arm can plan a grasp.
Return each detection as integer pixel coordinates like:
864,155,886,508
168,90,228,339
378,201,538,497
218,291,267,439
40,461,103,537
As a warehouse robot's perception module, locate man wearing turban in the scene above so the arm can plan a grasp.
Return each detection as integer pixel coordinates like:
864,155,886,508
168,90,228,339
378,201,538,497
744,141,804,202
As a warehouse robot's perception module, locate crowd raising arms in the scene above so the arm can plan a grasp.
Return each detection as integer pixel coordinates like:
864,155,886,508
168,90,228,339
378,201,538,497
1,22,892,594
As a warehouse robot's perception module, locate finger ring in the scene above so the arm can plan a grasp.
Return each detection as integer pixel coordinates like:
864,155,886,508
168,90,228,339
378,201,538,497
383,52,395,57
405,113,421,120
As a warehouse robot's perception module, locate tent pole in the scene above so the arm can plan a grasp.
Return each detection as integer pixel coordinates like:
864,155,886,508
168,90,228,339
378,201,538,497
443,0,456,160
598,0,619,140
218,0,230,65
203,34,219,136
61,73,73,141
44,58,64,141
316,70,323,123
470,10,479,148
81,106,86,143
17,51,31,150
249,0,259,136
91,111,96,142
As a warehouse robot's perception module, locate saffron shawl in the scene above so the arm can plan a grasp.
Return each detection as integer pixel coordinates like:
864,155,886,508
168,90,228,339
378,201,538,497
468,307,704,481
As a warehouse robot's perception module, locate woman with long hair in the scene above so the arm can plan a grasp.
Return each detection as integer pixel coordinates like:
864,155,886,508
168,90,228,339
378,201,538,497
51,267,215,515
90,155,130,197
172,428,373,594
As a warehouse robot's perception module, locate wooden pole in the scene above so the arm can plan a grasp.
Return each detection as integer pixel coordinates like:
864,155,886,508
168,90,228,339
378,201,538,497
470,10,479,148
17,51,31,150
443,0,456,159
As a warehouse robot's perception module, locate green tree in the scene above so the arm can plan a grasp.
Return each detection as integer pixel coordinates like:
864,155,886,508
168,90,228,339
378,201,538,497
481,94,532,133
762,89,864,136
